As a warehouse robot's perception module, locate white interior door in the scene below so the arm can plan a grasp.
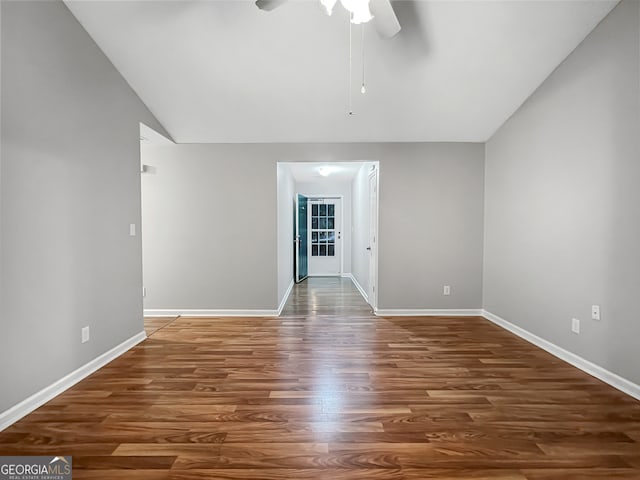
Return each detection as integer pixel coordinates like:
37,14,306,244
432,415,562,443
368,170,378,308
307,198,342,276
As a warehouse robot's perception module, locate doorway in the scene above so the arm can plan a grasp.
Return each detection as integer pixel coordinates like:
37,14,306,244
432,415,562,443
307,197,342,276
367,167,378,309
277,161,379,311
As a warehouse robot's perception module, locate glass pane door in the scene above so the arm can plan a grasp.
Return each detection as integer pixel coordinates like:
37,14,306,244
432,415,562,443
310,203,336,258
307,198,341,276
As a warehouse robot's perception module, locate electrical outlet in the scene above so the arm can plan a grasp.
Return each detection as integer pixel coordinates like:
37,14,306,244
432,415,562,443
591,305,601,321
129,224,136,236
81,326,90,343
143,287,147,298
443,285,451,296
571,318,580,334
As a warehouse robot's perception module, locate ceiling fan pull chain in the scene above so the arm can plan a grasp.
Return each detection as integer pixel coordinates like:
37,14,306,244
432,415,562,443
348,13,354,115
361,23,366,94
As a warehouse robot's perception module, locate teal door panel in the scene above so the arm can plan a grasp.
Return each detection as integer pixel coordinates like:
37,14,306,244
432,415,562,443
295,194,308,282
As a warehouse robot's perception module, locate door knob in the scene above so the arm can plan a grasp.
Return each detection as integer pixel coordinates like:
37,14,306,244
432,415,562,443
366,246,371,251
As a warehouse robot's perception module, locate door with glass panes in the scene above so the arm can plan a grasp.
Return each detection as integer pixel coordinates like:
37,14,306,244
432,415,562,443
307,198,341,276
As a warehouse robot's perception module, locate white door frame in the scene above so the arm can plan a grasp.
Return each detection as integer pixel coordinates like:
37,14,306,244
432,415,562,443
303,194,344,276
368,168,379,310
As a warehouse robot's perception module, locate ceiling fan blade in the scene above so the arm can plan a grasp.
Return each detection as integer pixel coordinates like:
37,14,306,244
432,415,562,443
255,0,288,11
369,0,401,38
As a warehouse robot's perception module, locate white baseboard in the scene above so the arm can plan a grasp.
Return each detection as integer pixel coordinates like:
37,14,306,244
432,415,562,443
0,331,146,432
482,310,640,401
145,309,279,317
376,309,484,317
343,273,369,303
277,279,295,316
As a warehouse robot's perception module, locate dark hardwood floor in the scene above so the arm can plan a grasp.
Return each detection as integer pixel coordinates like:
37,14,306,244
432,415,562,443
1,277,639,479
144,316,180,336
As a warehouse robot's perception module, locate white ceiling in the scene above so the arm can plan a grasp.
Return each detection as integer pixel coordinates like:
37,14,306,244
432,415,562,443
139,123,173,146
285,161,370,183
65,0,618,143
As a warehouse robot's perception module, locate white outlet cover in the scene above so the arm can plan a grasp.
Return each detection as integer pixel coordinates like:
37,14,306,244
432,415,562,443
443,285,451,296
591,305,601,321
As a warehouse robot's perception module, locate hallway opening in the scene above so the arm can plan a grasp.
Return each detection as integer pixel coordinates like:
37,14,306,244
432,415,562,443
277,161,379,313
280,276,373,316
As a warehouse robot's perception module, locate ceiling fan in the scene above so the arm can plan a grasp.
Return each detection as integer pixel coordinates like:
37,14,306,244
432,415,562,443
255,0,401,38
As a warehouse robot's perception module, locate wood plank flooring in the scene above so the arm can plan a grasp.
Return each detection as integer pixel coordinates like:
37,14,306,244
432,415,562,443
1,277,639,479
145,316,180,336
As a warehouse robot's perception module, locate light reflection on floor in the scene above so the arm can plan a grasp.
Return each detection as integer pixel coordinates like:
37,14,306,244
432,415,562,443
280,277,374,432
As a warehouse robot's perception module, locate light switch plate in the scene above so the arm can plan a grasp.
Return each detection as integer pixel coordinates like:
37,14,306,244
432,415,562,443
571,318,580,334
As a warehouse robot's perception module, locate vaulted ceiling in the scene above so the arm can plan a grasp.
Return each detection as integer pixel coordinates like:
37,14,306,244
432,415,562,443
65,0,618,143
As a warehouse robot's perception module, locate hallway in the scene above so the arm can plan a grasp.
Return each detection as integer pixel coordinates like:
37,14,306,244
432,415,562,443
280,277,372,317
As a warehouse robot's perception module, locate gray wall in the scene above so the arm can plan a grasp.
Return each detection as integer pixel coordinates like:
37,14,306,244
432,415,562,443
141,143,484,312
277,163,295,305
141,145,278,310
378,144,485,309
484,0,640,383
0,1,169,412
